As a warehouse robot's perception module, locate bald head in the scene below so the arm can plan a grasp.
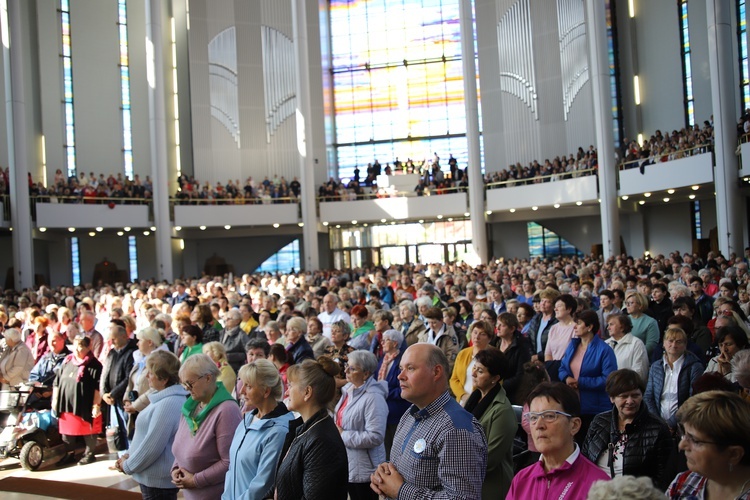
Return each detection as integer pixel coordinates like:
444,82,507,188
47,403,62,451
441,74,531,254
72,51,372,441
397,343,450,409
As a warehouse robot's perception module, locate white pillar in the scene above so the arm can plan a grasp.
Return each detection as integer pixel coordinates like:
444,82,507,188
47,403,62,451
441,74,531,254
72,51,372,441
585,0,619,258
2,0,34,290
707,0,743,257
292,0,320,271
146,0,173,281
459,0,488,264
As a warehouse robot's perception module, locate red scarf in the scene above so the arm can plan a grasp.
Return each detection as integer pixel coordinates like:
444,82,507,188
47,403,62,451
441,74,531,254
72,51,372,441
64,351,94,382
378,351,399,381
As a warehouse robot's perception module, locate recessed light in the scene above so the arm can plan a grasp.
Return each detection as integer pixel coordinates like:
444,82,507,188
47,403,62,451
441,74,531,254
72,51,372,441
174,226,181,231
437,215,443,219
224,225,231,230
667,189,675,195
117,231,124,236
150,226,156,231
68,227,75,232
199,226,206,230
336,225,341,229
380,219,386,223
553,204,560,209
532,206,538,211
644,192,651,198
663,197,670,202
691,185,699,190
576,201,582,206
39,227,47,232
88,232,95,237
464,212,470,217
143,230,150,235
298,222,304,227
689,194,696,200
323,222,329,226
273,223,280,228
95,227,103,232
486,210,492,215
638,200,645,205
509,208,516,213
352,220,357,225
363,223,368,227
447,218,453,222
621,196,629,200
418,220,424,223
124,226,131,231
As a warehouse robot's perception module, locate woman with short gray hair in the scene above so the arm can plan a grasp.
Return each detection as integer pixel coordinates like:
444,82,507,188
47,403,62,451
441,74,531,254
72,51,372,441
376,329,409,460
0,328,34,387
171,354,241,499
334,350,388,500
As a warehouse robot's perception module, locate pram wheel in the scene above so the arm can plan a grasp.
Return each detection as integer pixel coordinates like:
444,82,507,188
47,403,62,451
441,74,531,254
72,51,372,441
19,441,43,470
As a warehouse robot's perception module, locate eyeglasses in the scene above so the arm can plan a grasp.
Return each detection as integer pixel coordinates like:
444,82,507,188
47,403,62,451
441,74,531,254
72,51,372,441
182,374,206,391
677,424,718,447
523,410,573,425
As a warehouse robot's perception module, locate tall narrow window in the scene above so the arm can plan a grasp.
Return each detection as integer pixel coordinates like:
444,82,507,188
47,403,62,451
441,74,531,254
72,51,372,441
117,0,134,180
71,236,80,286
171,17,181,177
329,0,478,180
692,200,702,239
678,0,695,126
60,0,77,178
606,0,624,148
738,0,750,109
128,235,138,282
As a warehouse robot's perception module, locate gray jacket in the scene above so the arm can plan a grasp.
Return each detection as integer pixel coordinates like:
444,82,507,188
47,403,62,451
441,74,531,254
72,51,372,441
334,376,389,483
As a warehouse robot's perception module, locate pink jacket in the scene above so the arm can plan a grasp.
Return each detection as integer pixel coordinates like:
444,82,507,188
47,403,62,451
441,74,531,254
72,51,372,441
507,449,610,500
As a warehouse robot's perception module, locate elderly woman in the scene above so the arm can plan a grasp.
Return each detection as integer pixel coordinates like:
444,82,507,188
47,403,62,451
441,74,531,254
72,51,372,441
324,319,356,389
644,326,703,431
179,324,203,363
376,329,409,459
171,354,242,499
350,305,374,346
734,349,750,400
192,304,220,344
283,317,314,364
217,308,250,373
0,328,34,388
53,335,102,466
464,348,515,499
123,327,165,431
115,351,188,500
544,294,577,368
625,292,660,357
704,325,749,382
667,391,750,499
222,359,297,500
394,299,427,346
203,342,236,394
581,369,674,489
275,358,348,500
494,312,533,404
559,310,617,440
507,382,610,499
450,320,493,405
516,303,535,335
306,317,332,359
334,351,388,500
605,314,650,383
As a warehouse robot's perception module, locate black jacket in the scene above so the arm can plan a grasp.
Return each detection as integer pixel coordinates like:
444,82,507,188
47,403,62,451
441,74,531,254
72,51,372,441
581,403,674,489
275,408,348,500
101,338,138,403
494,331,533,404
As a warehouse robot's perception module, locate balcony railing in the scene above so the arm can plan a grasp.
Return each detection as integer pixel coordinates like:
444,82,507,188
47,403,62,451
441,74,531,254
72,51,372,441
618,143,713,171
485,167,597,190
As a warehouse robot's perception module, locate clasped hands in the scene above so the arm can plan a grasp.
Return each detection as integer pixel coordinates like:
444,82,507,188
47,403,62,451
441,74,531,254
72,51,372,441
370,462,404,498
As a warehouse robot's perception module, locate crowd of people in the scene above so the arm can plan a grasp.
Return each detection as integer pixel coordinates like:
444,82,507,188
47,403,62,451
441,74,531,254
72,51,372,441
1,248,750,498
173,174,301,205
620,121,714,171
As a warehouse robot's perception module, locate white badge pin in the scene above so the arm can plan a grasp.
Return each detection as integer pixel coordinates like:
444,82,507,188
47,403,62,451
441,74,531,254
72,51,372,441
413,438,426,454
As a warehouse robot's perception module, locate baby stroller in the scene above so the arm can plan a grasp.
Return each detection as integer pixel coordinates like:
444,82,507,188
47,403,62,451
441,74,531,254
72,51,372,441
0,386,70,470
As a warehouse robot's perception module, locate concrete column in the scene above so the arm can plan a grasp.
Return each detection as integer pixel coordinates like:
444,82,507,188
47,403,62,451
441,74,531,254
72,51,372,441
585,0,620,258
707,0,743,257
2,0,34,290
146,0,173,281
292,0,320,271
459,0,488,264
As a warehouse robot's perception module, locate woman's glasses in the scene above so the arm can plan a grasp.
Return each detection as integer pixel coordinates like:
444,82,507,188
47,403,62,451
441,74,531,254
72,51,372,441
523,410,573,425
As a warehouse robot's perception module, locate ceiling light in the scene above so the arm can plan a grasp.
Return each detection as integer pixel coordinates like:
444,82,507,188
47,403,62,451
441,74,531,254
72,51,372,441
179,239,185,250
174,226,181,231
418,220,424,223
380,219,386,223
124,226,131,231
621,195,629,200
323,222,329,226
509,208,516,213
532,206,538,211
667,189,675,195
691,185,699,190
298,222,304,227
199,225,206,230
335,225,341,229
150,226,156,231
437,215,443,219
689,194,696,200
88,232,95,237
224,225,231,230
464,212,470,217
486,210,492,215
447,218,453,222
351,220,357,225
576,201,582,206
663,197,670,202
117,231,124,236
143,230,150,235
39,227,47,232
391,221,396,225
644,192,651,198
553,204,560,208
95,227,103,232
638,200,645,205
363,223,368,227
68,227,75,232
273,223,280,228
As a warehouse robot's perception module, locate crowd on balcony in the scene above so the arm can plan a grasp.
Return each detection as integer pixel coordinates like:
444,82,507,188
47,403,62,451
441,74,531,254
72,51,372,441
174,174,301,205
620,121,714,171
28,171,153,204
1,248,750,497
485,146,598,189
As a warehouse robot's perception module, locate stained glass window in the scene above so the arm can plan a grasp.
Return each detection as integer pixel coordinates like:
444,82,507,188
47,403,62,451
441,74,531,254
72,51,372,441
738,0,750,109
128,235,138,282
678,1,695,126
118,0,134,179
60,0,76,177
256,239,301,274
527,222,583,258
71,236,80,286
